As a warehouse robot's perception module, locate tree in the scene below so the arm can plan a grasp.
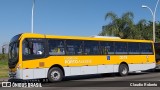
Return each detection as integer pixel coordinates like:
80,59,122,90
99,12,119,36
100,11,135,39
99,11,160,42
135,19,147,39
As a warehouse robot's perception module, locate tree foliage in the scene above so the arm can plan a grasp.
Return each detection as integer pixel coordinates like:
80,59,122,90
99,12,160,42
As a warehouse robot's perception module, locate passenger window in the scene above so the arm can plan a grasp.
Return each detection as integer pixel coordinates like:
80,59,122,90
128,42,140,54
84,41,100,55
140,43,153,54
115,42,127,54
66,40,83,55
100,42,114,54
48,39,65,55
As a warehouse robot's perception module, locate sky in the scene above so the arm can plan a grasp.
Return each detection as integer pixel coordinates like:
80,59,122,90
0,0,160,52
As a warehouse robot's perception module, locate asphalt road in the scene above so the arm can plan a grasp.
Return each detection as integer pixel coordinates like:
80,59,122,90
1,70,160,90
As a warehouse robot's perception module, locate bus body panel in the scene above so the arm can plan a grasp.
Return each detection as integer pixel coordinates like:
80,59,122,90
20,55,155,79
21,55,155,68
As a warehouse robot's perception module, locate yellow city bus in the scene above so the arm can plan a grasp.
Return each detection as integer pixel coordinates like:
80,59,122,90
8,33,156,82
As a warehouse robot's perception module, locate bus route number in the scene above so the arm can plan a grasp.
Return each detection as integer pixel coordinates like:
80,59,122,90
119,56,128,60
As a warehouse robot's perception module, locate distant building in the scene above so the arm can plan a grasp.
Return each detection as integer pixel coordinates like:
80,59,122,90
1,43,9,54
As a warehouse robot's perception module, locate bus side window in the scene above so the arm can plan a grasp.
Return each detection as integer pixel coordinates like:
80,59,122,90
22,38,45,60
32,42,44,55
65,40,83,55
84,41,100,55
48,39,65,55
23,40,31,55
100,42,114,55
140,43,153,54
23,41,44,55
115,42,127,54
128,42,140,54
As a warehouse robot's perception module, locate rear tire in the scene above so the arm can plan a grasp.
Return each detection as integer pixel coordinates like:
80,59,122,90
48,67,63,82
119,64,129,76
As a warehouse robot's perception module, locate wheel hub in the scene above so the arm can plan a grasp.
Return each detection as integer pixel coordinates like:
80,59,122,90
51,71,60,80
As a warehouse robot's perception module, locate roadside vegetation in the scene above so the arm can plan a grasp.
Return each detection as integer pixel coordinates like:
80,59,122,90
0,54,8,78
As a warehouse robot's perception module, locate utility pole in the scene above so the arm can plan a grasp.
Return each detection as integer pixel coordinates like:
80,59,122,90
31,0,35,33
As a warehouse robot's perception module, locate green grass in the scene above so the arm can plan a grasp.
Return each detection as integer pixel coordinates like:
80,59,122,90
0,60,8,78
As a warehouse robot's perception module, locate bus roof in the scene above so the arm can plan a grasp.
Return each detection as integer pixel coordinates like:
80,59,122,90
20,33,153,43
90,36,121,39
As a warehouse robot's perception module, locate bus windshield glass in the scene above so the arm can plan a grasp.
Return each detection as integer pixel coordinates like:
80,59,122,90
8,42,19,68
8,34,21,68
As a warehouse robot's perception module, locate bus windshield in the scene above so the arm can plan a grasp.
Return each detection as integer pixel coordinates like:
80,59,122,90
8,34,21,68
8,42,19,68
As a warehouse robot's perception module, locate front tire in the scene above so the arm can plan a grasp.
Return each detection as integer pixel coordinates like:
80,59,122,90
119,64,129,76
48,67,63,82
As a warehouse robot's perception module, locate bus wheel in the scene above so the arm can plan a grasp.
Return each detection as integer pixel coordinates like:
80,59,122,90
48,67,63,82
119,64,129,76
